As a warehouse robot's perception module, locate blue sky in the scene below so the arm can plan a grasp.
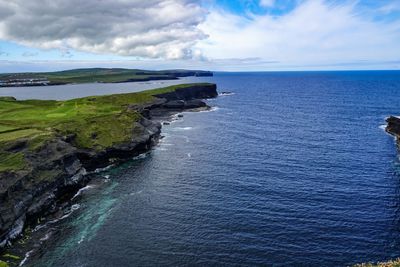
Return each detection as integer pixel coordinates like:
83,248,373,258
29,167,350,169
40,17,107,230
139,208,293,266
0,0,399,72
213,0,299,15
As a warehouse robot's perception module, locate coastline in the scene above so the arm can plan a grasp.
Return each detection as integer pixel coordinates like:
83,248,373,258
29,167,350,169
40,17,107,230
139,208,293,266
0,69,213,88
0,76,179,88
385,116,400,144
0,83,218,265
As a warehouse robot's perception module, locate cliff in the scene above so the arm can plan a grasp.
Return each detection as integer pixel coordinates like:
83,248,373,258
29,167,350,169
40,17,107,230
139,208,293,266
0,83,217,249
386,116,400,144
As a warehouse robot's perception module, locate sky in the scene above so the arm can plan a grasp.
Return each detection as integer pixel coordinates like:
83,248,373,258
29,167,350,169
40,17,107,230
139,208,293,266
0,0,399,72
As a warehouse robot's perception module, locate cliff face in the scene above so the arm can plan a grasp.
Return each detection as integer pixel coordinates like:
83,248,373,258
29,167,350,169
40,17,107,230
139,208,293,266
0,117,162,248
386,116,400,143
0,83,217,248
154,84,218,101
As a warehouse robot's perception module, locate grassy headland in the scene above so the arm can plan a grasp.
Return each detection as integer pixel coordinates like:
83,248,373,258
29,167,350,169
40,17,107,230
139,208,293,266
0,83,213,172
0,68,213,86
0,82,217,260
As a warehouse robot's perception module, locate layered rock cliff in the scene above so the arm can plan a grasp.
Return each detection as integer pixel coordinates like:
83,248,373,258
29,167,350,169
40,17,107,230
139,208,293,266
386,116,400,144
0,83,217,249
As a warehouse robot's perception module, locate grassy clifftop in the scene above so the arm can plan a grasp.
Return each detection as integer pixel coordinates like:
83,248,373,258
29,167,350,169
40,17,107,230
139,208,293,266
0,83,214,172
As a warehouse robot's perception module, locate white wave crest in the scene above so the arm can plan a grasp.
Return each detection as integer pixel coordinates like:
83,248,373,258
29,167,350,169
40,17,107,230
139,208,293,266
39,232,52,242
219,92,235,96
132,152,149,160
160,143,174,146
72,185,95,200
34,204,82,232
129,190,143,196
19,249,34,266
199,106,220,113
93,164,115,173
173,127,193,131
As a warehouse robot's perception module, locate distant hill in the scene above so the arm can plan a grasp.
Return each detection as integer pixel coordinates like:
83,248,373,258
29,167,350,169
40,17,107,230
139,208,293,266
0,68,213,87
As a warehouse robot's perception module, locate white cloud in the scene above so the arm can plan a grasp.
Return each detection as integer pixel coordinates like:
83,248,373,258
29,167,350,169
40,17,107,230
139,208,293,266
259,0,275,8
1,0,399,70
196,0,400,70
0,0,206,60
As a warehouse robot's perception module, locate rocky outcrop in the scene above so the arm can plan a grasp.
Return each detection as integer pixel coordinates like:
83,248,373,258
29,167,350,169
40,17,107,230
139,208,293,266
76,117,162,171
386,116,400,143
385,115,400,150
0,84,217,248
146,84,217,118
161,99,207,109
154,84,218,101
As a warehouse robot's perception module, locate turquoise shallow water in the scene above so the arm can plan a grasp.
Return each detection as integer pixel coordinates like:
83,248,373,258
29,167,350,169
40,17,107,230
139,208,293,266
23,71,400,266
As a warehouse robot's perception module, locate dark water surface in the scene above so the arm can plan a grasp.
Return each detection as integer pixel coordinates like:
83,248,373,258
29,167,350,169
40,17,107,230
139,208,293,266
23,71,400,266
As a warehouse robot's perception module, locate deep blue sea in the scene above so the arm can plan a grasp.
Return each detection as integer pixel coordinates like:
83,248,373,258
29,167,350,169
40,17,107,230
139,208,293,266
21,71,400,266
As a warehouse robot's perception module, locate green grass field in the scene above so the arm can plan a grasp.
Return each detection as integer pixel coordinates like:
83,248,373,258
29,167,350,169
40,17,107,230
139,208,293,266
0,83,212,172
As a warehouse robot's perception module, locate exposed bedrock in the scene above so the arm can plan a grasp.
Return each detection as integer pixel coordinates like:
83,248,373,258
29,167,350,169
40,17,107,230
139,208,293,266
386,116,400,142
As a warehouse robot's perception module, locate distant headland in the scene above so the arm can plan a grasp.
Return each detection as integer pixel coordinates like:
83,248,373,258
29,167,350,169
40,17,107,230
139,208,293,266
0,68,213,87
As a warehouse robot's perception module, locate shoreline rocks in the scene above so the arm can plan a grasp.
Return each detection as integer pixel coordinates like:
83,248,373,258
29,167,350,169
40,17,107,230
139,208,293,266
385,116,400,149
386,116,400,144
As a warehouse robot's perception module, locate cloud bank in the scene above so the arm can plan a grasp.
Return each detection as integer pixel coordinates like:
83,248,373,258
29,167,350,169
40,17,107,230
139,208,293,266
197,0,400,69
0,0,206,59
0,0,399,70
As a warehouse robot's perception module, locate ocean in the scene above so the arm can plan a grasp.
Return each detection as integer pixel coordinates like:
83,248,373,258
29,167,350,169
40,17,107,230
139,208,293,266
15,71,400,266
